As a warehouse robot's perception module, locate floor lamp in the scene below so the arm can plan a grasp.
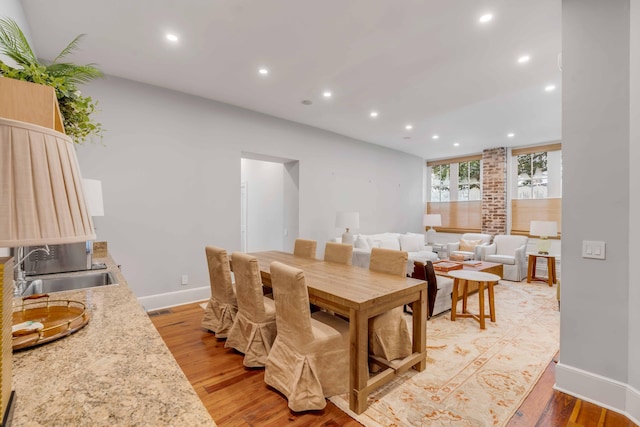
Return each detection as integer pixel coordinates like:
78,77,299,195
0,117,95,426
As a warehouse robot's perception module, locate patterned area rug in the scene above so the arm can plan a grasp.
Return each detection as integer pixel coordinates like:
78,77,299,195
329,280,560,427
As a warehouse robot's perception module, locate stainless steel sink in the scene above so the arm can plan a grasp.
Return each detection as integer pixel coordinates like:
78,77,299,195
20,271,118,297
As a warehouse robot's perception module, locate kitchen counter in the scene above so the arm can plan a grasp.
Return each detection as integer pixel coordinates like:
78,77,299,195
11,256,216,426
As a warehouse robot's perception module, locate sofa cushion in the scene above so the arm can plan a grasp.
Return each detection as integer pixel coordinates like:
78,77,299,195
485,254,516,265
367,238,381,249
354,236,370,250
460,238,482,252
399,233,424,252
379,238,401,251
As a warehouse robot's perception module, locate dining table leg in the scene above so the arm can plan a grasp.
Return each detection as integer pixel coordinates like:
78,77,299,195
349,307,369,414
412,287,427,371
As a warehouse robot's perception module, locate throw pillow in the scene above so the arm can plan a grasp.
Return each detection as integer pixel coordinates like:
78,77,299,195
460,238,482,252
399,233,424,252
379,238,401,251
367,238,381,249
354,236,370,250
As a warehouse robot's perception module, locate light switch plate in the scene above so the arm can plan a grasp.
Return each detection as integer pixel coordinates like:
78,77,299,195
582,240,606,259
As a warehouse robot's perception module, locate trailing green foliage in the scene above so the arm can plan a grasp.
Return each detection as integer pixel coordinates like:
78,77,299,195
0,17,103,143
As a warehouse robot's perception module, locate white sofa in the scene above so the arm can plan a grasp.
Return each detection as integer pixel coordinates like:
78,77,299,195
480,235,529,281
338,232,438,275
446,233,492,260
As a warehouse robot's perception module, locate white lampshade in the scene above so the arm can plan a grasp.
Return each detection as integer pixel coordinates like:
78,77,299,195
335,211,360,229
0,117,95,247
82,179,104,217
423,214,442,227
530,221,558,238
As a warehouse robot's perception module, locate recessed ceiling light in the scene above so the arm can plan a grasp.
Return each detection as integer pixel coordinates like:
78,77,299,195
405,124,413,130
370,111,379,118
545,85,556,92
507,133,515,138
454,142,460,147
258,67,269,75
518,55,531,64
479,13,493,23
323,91,332,98
432,134,439,140
166,33,178,42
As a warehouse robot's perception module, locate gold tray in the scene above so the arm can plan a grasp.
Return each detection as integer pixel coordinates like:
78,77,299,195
12,294,90,351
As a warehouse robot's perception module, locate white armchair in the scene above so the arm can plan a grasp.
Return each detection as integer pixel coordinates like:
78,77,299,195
446,233,492,260
481,235,528,281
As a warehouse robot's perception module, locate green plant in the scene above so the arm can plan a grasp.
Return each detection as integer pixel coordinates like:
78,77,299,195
0,17,103,143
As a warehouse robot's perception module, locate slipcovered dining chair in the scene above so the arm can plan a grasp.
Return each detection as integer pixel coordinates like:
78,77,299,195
264,261,349,412
323,242,353,265
368,248,412,363
293,238,317,258
201,246,237,338
224,252,277,367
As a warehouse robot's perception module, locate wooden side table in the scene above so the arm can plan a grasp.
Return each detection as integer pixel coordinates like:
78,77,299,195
449,270,501,329
527,253,557,287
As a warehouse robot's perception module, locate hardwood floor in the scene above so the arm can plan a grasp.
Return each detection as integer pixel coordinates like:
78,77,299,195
149,302,637,427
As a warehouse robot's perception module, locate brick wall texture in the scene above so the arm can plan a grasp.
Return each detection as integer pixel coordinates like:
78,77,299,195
481,147,507,236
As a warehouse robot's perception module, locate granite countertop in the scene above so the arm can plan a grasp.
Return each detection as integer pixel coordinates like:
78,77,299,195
11,256,216,427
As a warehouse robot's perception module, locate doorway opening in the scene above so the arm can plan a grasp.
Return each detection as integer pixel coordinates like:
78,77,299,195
240,153,299,252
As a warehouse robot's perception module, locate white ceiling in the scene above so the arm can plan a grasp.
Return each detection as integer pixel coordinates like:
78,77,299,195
20,0,561,160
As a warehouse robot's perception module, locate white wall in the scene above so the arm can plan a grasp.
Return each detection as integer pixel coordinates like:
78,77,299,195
558,0,637,422
240,158,284,252
628,0,640,418
72,76,425,307
0,0,32,68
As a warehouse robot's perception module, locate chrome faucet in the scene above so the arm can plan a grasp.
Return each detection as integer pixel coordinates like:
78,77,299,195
13,246,50,297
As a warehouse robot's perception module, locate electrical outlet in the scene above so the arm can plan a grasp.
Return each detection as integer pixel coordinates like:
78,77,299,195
181,274,189,285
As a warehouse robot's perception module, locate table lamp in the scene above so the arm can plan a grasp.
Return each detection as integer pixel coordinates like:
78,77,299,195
335,211,359,245
423,214,442,244
0,117,95,424
530,221,557,255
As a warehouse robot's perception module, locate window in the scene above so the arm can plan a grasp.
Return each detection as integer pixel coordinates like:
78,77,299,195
427,155,482,232
458,159,481,201
512,143,562,200
511,143,562,236
430,164,450,202
428,155,482,202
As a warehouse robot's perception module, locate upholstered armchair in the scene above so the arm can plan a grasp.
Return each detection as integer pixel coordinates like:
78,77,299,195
480,235,529,281
446,233,492,260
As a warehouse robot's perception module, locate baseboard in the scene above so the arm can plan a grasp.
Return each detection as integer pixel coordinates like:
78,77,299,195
137,286,210,312
555,362,640,424
627,385,640,425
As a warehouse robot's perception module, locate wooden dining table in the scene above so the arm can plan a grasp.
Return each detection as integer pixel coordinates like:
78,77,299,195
243,251,427,414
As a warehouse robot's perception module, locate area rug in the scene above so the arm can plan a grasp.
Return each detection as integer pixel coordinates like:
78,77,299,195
329,280,560,427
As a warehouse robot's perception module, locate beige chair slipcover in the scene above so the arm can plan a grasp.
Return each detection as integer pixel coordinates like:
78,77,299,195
323,242,353,265
224,252,277,367
368,247,412,362
293,238,317,258
264,261,349,411
201,246,237,338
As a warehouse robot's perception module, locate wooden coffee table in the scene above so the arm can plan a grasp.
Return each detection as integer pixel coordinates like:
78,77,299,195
435,260,503,279
435,260,503,301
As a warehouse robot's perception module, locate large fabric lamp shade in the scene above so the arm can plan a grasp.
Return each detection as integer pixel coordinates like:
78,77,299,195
0,117,95,247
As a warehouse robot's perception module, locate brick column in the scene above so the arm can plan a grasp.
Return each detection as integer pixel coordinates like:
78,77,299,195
481,147,506,236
